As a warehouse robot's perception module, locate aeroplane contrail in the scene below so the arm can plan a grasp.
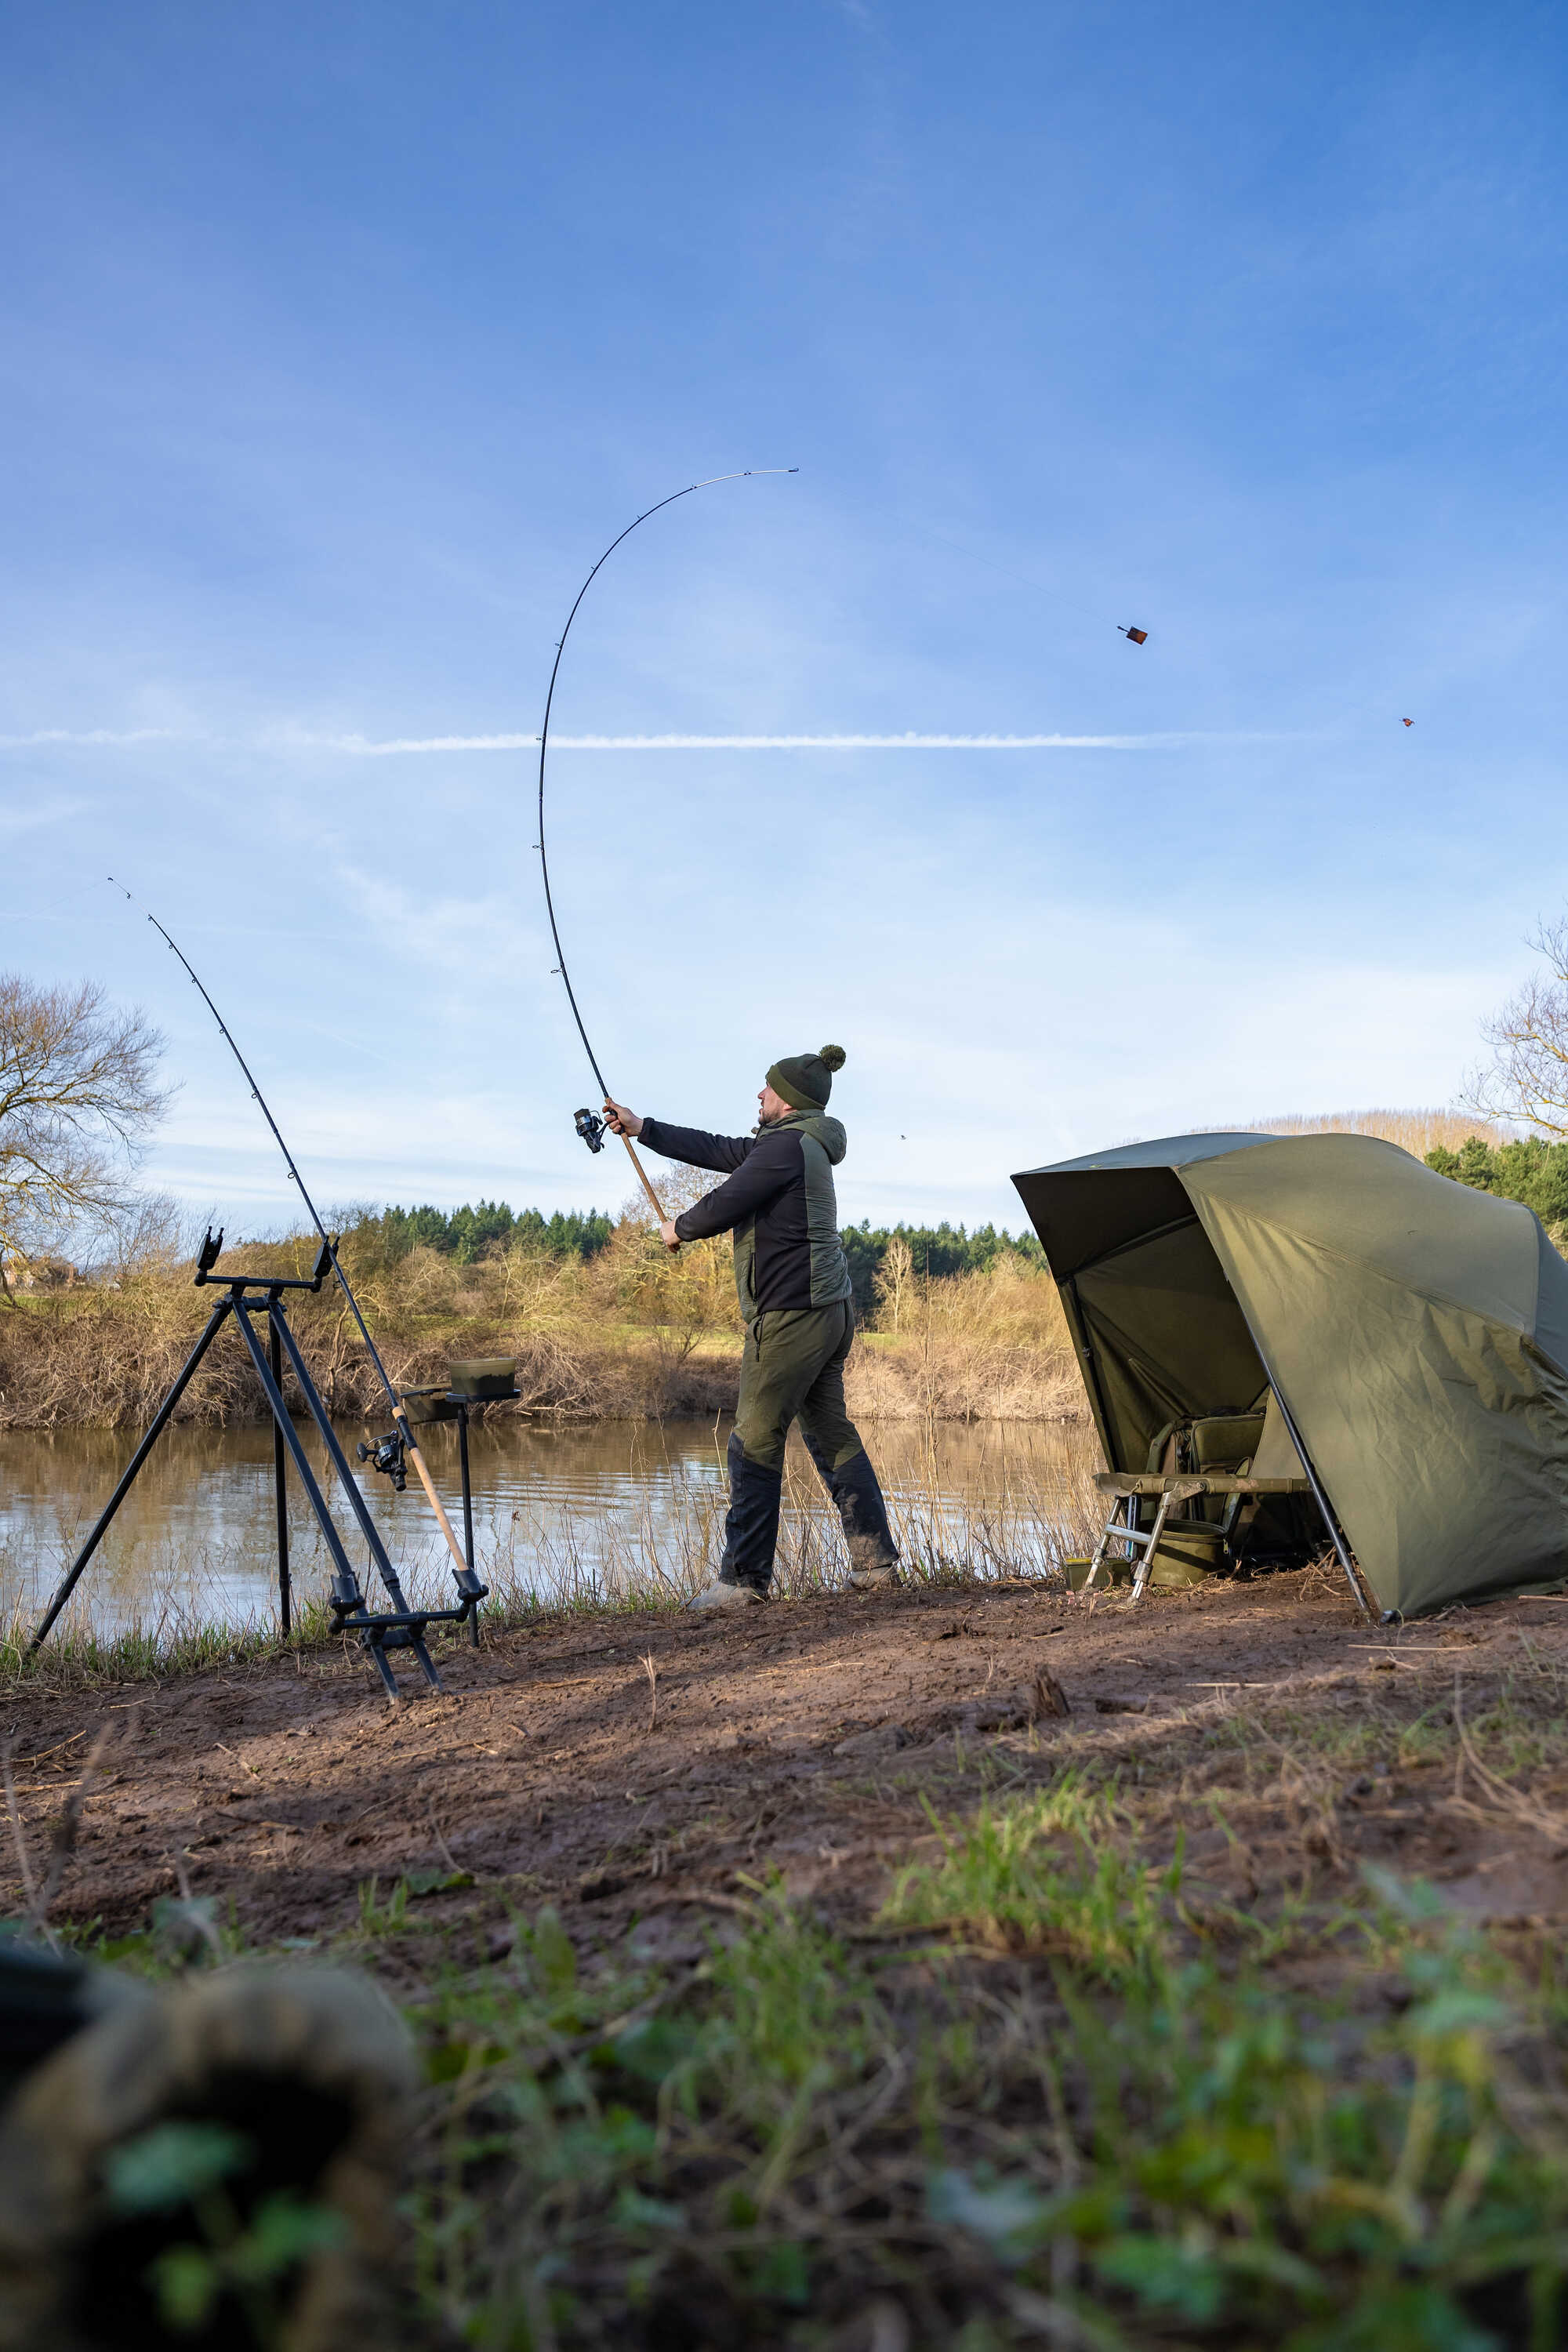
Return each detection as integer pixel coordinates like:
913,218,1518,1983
0,724,1296,755
311,728,1268,754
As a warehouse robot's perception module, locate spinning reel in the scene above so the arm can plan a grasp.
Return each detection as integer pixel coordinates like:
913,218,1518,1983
356,1430,407,1490
574,1106,606,1154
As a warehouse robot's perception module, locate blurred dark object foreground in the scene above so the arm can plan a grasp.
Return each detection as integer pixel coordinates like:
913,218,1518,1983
0,1937,416,2351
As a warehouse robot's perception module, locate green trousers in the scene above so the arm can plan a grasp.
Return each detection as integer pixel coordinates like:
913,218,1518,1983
735,1301,862,1473
719,1301,900,1591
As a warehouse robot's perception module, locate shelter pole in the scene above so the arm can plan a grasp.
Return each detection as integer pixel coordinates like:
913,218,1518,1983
1267,1382,1375,1621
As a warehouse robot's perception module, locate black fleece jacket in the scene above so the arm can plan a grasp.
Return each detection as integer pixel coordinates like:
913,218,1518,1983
638,1115,847,1316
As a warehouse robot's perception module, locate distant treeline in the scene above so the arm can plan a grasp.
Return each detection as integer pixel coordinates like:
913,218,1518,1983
362,1199,1047,1299
369,1201,615,1262
1425,1134,1568,1228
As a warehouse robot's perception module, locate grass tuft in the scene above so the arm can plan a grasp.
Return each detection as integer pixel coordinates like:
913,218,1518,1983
884,1780,1183,1981
397,1870,1568,2348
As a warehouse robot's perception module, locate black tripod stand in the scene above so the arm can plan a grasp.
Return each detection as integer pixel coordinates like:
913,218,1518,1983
29,1230,487,1697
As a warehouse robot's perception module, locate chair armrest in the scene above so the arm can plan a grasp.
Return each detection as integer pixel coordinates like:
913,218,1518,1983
1094,1472,1311,1498
1203,1475,1313,1495
1094,1473,1205,1499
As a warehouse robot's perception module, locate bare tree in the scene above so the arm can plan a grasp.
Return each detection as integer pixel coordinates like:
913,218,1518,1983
90,1190,191,1285
1465,919,1568,1138
0,975,169,1291
876,1232,914,1332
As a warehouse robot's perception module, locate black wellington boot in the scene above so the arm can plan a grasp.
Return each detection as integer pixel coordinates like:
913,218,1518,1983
804,1439,901,1588
695,1429,780,1604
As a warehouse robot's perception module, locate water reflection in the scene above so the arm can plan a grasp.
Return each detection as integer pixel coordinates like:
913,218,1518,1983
0,1415,1100,1638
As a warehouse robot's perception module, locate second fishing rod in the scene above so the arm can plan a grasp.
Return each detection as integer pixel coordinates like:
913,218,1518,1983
107,883,475,1589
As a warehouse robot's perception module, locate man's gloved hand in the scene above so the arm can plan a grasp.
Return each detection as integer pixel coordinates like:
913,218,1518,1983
0,1963,416,2352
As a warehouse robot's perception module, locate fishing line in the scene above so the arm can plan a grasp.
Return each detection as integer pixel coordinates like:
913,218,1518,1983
105,878,473,1578
535,467,797,1212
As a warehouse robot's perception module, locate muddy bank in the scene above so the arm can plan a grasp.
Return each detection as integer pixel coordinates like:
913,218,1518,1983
5,1570,1559,1952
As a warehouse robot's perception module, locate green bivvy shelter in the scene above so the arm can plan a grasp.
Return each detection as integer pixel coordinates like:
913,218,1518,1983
1012,1131,1568,1620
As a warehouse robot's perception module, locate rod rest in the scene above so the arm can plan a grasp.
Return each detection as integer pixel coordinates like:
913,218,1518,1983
328,1567,488,1650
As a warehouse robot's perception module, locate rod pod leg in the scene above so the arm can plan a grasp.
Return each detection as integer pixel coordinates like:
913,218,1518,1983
29,1299,234,1650
268,1309,291,1635
226,1304,401,1700
257,1305,442,1690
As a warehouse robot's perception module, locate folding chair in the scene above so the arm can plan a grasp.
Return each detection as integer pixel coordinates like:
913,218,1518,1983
1083,1398,1312,1602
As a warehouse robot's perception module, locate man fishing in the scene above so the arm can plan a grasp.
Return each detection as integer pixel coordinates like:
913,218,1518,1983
604,1044,901,1612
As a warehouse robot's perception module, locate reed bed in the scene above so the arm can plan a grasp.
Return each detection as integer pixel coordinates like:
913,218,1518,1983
477,1427,1102,1615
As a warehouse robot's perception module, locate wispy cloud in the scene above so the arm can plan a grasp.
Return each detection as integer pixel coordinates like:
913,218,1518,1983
0,727,189,749
0,797,88,835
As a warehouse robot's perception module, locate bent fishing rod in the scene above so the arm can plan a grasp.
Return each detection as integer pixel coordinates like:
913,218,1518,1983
536,467,797,1218
106,881,474,1584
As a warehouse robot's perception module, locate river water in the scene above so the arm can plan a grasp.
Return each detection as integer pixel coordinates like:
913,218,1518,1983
0,1415,1102,1642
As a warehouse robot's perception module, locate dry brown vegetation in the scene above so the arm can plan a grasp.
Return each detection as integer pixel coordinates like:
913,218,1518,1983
0,1202,1080,1432
1255,1105,1515,1155
9,1103,1526,1435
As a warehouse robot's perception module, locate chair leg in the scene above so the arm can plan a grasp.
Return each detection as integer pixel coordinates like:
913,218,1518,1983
1086,1505,1147,1599
1129,1490,1175,1605
1221,1492,1250,1573
1083,1492,1138,1593
1080,1509,1116,1593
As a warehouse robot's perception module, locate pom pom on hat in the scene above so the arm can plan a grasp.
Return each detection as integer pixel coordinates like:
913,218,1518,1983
819,1044,846,1072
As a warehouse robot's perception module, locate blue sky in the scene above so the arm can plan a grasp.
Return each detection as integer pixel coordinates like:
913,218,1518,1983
3,1,1566,1236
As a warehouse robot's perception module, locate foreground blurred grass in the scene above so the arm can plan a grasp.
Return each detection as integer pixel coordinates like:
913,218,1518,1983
393,1869,1566,2350
43,1657,1568,2346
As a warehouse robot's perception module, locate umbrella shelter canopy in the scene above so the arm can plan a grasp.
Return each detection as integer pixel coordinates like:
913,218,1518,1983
1012,1131,1568,1619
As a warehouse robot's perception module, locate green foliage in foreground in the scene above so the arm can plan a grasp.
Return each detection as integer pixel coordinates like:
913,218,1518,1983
1426,1134,1568,1230
398,1810,1568,2349
103,2120,344,2338
59,1710,1568,2348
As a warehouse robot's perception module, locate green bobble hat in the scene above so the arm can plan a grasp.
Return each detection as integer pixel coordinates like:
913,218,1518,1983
767,1043,846,1112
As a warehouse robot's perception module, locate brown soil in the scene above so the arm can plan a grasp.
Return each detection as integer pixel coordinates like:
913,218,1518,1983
6,1573,1565,1955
